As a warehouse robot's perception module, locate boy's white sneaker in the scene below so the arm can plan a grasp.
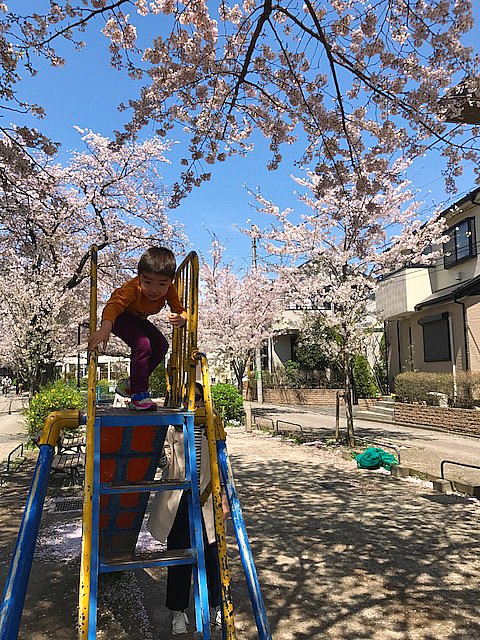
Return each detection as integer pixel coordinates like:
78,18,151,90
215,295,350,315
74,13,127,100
129,392,157,411
171,610,188,635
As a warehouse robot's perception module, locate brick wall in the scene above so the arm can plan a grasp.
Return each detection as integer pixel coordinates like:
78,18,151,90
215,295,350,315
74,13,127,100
357,398,378,410
262,388,343,406
394,403,480,436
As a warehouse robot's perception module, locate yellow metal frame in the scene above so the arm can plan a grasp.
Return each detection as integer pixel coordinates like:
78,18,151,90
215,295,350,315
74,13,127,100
166,251,236,636
38,410,82,447
76,247,235,638
166,251,199,410
197,353,236,639
78,245,98,639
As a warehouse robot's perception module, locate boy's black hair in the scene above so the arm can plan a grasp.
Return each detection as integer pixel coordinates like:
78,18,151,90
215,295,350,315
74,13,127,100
137,247,177,278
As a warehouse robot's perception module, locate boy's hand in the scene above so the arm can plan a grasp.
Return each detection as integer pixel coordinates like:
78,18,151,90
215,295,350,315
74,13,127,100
168,312,187,327
87,321,112,350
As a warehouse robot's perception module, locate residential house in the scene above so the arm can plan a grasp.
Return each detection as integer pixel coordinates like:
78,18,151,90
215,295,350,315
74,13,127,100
376,187,480,389
264,297,333,372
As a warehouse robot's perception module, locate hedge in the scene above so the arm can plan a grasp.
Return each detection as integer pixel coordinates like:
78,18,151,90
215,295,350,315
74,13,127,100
394,371,480,407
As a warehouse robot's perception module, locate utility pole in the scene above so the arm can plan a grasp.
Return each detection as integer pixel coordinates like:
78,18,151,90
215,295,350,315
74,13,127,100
252,230,263,404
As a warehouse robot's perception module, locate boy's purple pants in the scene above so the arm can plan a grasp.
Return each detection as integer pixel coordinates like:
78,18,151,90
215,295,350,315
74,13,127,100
112,312,168,395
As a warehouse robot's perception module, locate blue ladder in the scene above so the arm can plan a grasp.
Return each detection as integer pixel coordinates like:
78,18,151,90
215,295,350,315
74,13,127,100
85,406,211,639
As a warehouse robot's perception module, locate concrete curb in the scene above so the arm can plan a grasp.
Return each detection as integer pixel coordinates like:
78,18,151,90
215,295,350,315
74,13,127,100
391,464,480,497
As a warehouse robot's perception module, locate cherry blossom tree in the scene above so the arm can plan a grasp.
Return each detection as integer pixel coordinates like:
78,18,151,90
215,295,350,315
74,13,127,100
248,158,448,441
198,237,282,390
0,128,186,390
0,0,478,399
0,2,477,201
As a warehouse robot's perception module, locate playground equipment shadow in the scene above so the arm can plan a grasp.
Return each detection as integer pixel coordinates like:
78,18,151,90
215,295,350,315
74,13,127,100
2,427,480,639
0,454,224,640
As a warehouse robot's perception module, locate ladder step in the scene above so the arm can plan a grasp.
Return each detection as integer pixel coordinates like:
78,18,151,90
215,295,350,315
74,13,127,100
100,478,190,494
100,548,196,573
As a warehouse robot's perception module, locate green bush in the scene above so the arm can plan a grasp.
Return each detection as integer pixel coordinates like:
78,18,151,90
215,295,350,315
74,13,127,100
211,383,244,423
24,380,83,441
149,363,167,398
96,378,111,391
395,371,480,407
456,372,480,406
394,371,453,404
353,355,379,399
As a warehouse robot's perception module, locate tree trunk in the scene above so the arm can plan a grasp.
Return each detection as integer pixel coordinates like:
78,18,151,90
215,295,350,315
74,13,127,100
343,358,355,446
232,359,245,391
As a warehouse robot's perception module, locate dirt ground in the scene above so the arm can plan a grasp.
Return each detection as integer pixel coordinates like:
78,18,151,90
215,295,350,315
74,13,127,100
1,426,480,639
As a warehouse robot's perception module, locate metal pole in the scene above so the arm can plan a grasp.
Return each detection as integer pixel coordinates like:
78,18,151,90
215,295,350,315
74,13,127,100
0,411,81,639
78,245,99,639
383,321,390,395
217,440,272,640
335,392,341,440
77,324,81,389
448,313,457,402
0,446,54,639
252,232,263,404
199,356,235,639
244,400,252,433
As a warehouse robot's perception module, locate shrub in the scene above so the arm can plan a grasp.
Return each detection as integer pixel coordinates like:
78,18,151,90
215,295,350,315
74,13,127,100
353,355,379,399
394,371,454,404
24,380,83,441
456,371,480,406
211,383,244,423
149,363,167,398
395,371,480,407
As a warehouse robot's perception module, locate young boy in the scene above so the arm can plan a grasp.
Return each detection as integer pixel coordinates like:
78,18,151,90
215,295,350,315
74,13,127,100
87,247,187,411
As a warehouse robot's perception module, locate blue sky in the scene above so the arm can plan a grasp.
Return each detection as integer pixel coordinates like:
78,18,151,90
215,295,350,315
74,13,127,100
11,6,479,270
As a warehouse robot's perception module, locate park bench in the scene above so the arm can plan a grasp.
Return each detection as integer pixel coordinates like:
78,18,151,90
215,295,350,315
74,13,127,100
50,430,86,486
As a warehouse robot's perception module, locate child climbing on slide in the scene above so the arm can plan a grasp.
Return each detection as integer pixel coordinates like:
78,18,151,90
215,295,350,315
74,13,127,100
87,247,187,411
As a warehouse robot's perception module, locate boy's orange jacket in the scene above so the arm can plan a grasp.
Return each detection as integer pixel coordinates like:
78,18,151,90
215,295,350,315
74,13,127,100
101,276,186,324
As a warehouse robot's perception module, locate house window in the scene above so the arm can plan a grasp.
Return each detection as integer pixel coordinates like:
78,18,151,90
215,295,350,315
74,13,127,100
418,313,451,362
444,217,476,268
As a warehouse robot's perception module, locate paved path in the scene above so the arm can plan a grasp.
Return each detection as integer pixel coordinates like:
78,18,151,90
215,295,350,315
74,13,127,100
0,395,28,461
250,402,480,484
2,426,479,639
3,397,480,485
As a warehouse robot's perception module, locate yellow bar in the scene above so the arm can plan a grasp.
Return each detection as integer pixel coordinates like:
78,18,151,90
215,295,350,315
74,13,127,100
166,252,199,409
39,410,82,447
78,245,98,639
166,252,235,632
198,353,236,639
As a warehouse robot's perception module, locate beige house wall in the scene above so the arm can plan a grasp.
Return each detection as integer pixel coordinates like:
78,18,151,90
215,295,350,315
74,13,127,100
387,302,468,388
465,297,480,371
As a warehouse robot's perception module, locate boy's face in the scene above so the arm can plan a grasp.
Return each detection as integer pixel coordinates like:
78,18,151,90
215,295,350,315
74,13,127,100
139,271,173,301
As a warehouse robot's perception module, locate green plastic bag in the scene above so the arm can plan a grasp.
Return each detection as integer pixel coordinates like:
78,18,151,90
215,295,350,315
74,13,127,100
355,446,398,471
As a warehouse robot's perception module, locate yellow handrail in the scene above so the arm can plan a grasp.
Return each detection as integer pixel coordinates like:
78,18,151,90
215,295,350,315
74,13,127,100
166,251,199,410
167,252,236,636
78,245,98,639
197,352,236,639
38,410,83,447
